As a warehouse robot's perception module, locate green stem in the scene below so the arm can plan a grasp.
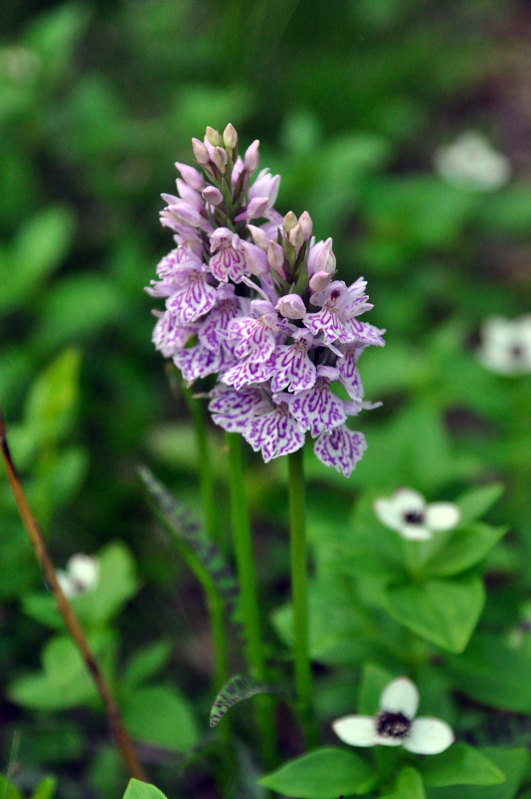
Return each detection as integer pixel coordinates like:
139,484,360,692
183,386,219,546
225,433,277,767
288,448,317,747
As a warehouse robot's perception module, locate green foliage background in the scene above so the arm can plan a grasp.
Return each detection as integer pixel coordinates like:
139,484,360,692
1,1,530,797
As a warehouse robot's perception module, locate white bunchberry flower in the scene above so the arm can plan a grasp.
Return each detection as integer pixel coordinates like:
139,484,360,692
373,488,461,541
56,554,100,598
434,132,511,192
477,315,531,376
333,677,454,755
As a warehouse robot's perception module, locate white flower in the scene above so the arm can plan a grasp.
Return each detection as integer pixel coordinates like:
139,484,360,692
333,677,454,755
57,554,100,598
434,132,511,192
477,315,531,376
373,488,461,541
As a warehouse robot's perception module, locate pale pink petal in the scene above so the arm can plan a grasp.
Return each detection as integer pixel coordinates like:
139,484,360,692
403,718,454,754
332,716,377,747
380,678,418,719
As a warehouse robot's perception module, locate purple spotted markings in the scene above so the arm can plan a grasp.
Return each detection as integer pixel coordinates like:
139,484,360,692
146,124,386,476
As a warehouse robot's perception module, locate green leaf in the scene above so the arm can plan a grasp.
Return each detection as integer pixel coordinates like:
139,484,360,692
420,744,505,787
24,349,81,444
358,662,393,714
259,747,376,798
122,641,173,690
30,777,57,799
384,575,485,653
123,686,199,752
380,767,425,799
425,747,529,799
210,674,287,728
2,207,75,310
456,484,504,525
447,634,531,712
424,523,508,578
0,776,23,799
73,542,138,626
138,466,239,612
122,779,167,799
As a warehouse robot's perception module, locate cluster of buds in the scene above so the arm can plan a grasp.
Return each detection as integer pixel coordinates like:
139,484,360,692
146,124,385,476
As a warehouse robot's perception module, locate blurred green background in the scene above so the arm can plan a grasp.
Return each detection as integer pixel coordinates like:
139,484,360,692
1,0,530,796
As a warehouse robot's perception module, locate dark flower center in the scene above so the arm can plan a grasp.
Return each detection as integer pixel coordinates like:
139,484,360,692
376,711,411,739
403,510,424,525
510,344,523,359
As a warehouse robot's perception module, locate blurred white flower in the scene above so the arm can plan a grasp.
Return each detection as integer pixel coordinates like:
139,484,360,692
57,554,100,598
333,676,454,754
434,132,511,192
373,488,461,541
477,315,531,376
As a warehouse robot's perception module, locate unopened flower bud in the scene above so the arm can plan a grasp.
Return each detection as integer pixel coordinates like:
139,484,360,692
283,211,297,233
309,270,332,292
202,186,223,206
192,137,210,166
298,211,313,240
308,237,336,276
247,224,268,250
205,126,221,146
244,140,260,173
267,240,285,273
289,223,305,250
276,294,307,320
245,196,269,219
223,123,238,150
175,162,204,190
213,146,228,172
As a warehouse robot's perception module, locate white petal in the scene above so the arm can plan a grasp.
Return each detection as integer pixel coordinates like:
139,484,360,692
373,499,404,533
373,735,404,747
403,717,454,754
332,715,377,747
425,502,461,532
380,678,418,719
56,570,75,598
68,554,100,590
392,488,426,514
398,523,433,541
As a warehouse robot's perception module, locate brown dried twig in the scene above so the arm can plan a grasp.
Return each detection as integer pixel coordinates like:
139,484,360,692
0,405,147,781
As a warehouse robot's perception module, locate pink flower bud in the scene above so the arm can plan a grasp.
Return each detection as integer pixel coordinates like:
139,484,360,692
175,162,204,190
223,123,238,149
276,294,307,320
298,211,313,240
309,270,332,292
213,146,228,171
205,126,221,146
247,224,268,250
244,139,260,173
192,137,210,165
202,186,223,206
308,237,336,276
289,223,304,250
267,240,285,273
283,211,297,233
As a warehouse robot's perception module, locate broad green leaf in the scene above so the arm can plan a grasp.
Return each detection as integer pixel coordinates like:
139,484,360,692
420,744,505,787
0,776,23,799
447,634,531,712
380,767,425,799
358,662,393,714
123,686,199,752
122,641,173,690
425,747,529,799
123,780,167,799
24,349,81,444
456,484,503,525
259,747,376,798
424,523,508,578
2,207,75,310
30,777,57,799
384,575,485,653
73,542,138,626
